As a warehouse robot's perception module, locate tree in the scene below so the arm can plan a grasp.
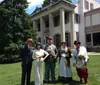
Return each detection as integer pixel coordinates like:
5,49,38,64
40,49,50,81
42,0,50,7
0,0,36,63
66,0,72,3
42,0,72,7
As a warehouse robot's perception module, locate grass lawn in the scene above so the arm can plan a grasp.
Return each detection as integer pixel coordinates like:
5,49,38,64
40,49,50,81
0,55,100,85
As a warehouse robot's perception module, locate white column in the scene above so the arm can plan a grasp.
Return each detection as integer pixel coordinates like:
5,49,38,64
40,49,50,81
33,20,36,29
49,13,54,42
60,8,65,42
79,0,86,46
70,11,76,47
40,17,44,45
49,13,53,37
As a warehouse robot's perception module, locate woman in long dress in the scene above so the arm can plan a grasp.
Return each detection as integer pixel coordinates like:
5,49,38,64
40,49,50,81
32,43,49,85
58,42,72,83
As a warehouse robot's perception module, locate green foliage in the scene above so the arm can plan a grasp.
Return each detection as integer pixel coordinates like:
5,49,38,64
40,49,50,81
42,0,72,7
67,0,72,3
0,0,36,63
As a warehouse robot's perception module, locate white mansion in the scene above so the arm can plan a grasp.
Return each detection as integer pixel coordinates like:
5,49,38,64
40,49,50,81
30,0,100,49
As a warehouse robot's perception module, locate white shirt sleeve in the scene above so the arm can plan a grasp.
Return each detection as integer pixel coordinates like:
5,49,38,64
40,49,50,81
79,46,89,62
84,47,89,62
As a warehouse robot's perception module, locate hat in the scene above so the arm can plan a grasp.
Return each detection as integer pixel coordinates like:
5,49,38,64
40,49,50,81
47,36,52,40
61,42,67,45
74,40,80,44
27,38,33,42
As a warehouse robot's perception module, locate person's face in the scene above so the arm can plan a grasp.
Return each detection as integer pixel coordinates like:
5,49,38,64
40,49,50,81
62,43,66,47
28,41,32,46
47,39,52,44
74,43,80,48
37,45,41,49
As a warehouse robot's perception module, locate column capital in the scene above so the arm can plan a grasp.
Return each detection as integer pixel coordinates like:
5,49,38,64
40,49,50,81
60,7,65,10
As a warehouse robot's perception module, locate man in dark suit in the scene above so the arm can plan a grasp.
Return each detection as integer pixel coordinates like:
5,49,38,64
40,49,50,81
20,38,33,85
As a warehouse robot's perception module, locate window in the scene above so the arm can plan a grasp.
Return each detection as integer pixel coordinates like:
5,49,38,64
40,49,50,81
85,0,89,10
65,33,71,47
54,34,61,47
37,37,41,43
37,22,40,31
53,15,60,27
65,12,69,24
93,32,100,46
86,34,91,42
75,13,80,23
45,20,49,28
90,3,94,10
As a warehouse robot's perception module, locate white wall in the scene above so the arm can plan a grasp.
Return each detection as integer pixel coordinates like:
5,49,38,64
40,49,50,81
85,16,91,27
84,0,100,12
74,0,100,13
92,13,100,25
74,3,79,13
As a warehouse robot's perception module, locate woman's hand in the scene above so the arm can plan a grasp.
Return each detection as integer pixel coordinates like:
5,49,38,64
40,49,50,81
40,57,45,61
73,64,76,67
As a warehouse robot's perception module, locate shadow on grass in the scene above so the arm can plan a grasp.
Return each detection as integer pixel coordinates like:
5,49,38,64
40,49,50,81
30,80,83,85
68,80,83,85
0,59,22,64
30,81,35,85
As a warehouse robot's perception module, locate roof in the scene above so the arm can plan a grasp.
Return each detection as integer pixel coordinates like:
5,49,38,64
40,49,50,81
30,0,76,17
85,7,100,16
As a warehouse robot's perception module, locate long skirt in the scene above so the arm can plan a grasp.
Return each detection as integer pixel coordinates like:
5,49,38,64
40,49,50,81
34,60,43,85
58,57,72,81
76,67,88,83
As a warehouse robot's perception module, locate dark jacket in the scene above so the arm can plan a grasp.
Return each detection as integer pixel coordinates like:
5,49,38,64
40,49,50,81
20,45,33,66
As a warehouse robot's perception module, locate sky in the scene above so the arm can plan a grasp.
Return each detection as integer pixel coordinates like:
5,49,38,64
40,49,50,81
26,0,100,14
26,0,78,14
0,0,100,14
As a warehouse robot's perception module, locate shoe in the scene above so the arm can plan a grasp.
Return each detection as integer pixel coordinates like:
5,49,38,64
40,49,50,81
51,80,56,84
43,80,49,83
80,79,82,83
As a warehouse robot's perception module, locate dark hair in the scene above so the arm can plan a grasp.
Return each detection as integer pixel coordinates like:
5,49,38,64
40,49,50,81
35,42,42,49
74,40,81,44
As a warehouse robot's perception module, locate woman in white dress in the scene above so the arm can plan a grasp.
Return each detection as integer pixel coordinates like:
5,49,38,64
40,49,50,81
32,43,49,85
58,42,72,83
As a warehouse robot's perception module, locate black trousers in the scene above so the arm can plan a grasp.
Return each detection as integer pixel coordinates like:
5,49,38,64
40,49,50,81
21,62,32,85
